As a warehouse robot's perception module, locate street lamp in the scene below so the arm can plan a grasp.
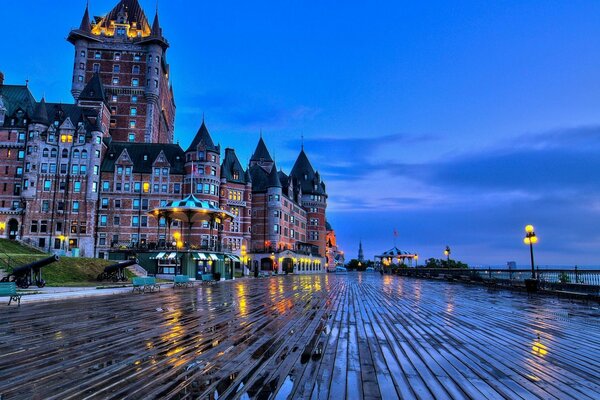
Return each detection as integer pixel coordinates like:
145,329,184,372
523,225,538,279
414,254,419,268
444,245,451,265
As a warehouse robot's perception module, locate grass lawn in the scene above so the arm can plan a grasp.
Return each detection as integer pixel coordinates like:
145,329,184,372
0,239,126,286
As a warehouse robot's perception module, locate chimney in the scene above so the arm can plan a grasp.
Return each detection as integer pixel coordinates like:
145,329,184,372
0,72,4,86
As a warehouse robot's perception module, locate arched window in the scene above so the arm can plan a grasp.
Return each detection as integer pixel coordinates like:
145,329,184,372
62,149,68,158
50,148,57,158
72,150,80,159
81,150,88,159
42,148,49,157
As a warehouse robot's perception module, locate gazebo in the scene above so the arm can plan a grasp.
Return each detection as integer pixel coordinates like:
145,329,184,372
375,246,418,268
148,194,235,251
147,194,240,279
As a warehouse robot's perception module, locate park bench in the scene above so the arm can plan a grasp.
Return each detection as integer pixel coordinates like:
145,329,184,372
200,273,215,285
173,275,194,288
132,277,161,293
0,282,22,306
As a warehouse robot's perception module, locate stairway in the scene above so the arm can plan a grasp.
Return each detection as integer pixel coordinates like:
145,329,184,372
126,264,147,277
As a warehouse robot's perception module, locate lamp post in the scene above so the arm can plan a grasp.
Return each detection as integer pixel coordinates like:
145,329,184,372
523,225,538,279
414,254,419,268
444,245,451,266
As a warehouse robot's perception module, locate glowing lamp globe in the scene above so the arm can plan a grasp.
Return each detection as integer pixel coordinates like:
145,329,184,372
525,225,534,233
530,236,538,244
524,237,531,245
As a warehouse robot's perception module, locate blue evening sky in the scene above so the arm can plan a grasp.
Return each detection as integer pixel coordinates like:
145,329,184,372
3,0,600,265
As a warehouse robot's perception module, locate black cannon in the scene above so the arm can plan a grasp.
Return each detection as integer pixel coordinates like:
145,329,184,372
96,259,137,282
0,255,59,288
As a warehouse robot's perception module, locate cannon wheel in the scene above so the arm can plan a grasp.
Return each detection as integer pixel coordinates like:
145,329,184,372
36,279,46,288
16,277,30,289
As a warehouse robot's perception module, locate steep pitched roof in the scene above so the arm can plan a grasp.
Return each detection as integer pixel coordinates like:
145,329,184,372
0,84,36,118
185,121,218,153
98,0,151,33
290,149,326,195
221,148,247,184
101,142,186,174
31,98,49,125
250,137,273,162
78,73,106,102
249,164,270,192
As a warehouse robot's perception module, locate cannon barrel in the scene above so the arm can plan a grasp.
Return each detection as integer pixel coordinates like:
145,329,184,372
103,259,137,273
11,255,59,276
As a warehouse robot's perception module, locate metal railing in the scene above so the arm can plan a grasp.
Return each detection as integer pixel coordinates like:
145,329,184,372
393,267,600,296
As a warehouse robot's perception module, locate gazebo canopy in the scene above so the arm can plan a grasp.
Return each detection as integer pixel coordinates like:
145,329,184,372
375,246,416,259
149,194,235,223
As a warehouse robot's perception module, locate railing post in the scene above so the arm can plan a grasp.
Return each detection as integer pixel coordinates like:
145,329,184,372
575,265,579,283
488,267,491,279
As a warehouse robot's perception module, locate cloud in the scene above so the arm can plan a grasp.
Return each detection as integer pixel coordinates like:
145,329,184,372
177,90,320,130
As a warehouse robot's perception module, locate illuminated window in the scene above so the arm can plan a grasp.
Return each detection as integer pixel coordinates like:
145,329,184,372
143,182,150,193
128,133,135,142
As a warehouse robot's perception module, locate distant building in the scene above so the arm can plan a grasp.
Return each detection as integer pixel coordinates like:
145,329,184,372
358,240,364,262
0,0,331,278
325,221,345,271
248,138,327,274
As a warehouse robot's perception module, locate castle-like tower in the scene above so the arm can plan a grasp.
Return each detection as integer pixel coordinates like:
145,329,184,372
290,148,328,258
68,0,175,144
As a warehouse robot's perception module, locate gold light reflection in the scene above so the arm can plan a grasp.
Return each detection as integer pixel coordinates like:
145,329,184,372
237,284,248,317
531,340,548,357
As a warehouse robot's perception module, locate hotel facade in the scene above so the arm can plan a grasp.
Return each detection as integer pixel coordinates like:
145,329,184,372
0,0,338,278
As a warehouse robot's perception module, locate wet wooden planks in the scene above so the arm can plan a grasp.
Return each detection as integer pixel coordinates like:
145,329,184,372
0,274,599,399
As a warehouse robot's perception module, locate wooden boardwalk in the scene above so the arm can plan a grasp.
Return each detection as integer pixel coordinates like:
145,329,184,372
1,273,599,399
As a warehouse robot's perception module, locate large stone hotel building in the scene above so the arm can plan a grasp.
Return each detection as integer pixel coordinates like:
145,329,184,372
0,0,342,278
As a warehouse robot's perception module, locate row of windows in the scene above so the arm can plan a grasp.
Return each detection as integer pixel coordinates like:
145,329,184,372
273,224,300,239
43,180,97,193
101,181,181,194
110,107,138,116
30,220,85,234
85,63,144,74
40,163,98,175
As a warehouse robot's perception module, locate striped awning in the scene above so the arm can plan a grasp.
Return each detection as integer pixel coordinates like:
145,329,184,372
207,253,219,261
167,252,177,259
192,252,207,261
150,252,166,260
227,255,241,263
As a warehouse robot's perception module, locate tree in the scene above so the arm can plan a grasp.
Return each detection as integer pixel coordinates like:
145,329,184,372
425,258,468,269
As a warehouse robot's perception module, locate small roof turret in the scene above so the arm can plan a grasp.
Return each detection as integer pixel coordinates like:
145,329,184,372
79,3,92,32
267,162,282,188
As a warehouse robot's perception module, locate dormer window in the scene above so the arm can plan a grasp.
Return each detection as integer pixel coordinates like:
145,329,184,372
116,27,126,36
233,171,239,180
304,174,308,180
